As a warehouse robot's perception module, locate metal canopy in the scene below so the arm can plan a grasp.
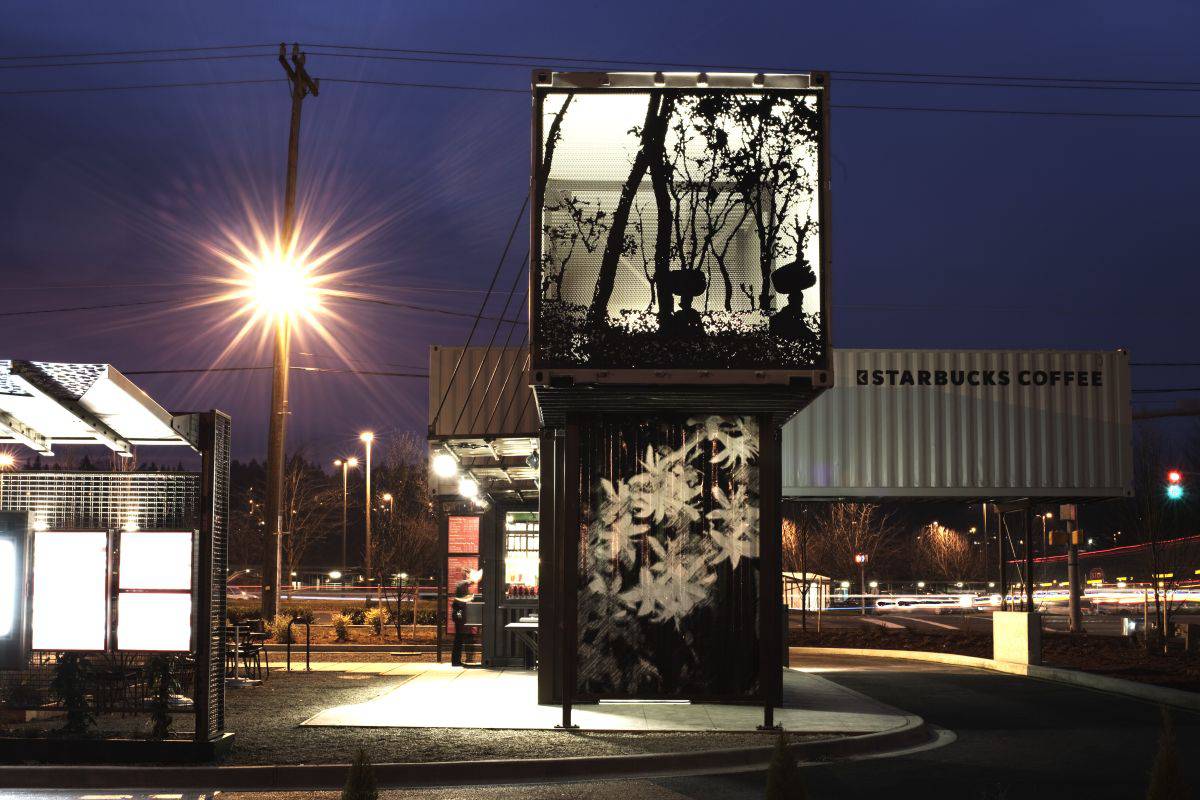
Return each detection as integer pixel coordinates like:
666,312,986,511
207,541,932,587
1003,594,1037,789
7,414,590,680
0,360,193,455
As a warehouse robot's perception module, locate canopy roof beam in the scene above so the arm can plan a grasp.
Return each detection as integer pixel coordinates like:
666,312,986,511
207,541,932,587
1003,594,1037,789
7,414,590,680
0,410,53,455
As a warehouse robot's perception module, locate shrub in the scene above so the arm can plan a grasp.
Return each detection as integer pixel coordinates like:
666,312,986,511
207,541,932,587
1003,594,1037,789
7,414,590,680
1147,707,1189,800
332,612,352,643
50,653,94,737
342,748,378,800
364,607,386,635
2,677,43,709
267,614,295,644
765,733,805,800
348,608,366,625
282,606,315,624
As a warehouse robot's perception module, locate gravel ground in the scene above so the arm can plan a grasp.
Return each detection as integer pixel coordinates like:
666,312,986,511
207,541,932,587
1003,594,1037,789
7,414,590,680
220,671,825,766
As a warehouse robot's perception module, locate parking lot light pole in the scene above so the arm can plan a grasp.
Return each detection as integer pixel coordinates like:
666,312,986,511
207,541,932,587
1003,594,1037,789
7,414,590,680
333,457,358,571
854,553,869,615
360,431,377,609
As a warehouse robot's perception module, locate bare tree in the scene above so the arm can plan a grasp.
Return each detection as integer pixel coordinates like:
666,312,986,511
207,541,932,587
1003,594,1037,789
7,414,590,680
1128,426,1199,652
281,451,335,584
800,502,900,583
372,432,438,639
914,522,983,583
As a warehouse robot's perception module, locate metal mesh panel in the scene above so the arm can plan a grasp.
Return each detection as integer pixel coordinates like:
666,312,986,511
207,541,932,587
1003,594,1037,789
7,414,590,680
0,472,199,529
205,412,231,738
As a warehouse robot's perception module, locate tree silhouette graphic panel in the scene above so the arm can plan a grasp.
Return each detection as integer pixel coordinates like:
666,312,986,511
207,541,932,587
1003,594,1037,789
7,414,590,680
536,89,824,370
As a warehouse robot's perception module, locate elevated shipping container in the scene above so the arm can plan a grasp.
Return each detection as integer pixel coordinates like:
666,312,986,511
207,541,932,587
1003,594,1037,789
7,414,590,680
784,349,1132,499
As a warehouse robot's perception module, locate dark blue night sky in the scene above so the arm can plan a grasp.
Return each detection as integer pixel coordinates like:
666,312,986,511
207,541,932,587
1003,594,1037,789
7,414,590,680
2,1,1198,460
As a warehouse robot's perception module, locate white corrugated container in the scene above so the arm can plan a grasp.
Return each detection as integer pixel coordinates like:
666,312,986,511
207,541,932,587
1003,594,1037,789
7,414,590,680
784,349,1132,499
428,346,538,438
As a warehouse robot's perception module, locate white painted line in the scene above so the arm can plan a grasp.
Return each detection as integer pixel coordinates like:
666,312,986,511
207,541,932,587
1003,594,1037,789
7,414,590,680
859,616,905,630
896,615,959,631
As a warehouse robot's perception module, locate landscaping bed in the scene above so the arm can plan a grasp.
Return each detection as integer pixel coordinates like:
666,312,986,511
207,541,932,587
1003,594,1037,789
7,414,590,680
791,627,1200,693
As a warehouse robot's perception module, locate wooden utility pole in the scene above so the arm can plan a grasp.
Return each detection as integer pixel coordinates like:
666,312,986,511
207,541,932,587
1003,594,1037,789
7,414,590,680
262,43,319,621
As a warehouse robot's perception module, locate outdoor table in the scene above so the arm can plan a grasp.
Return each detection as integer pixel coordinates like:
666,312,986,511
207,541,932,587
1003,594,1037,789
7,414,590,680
505,620,538,669
224,625,261,687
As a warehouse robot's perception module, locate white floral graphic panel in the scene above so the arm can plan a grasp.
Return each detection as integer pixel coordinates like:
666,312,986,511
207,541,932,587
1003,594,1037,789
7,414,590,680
577,415,760,698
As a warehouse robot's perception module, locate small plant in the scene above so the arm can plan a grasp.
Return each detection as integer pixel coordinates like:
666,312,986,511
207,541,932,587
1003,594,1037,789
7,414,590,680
268,614,295,644
348,608,366,625
146,654,174,740
2,677,44,709
50,653,94,737
282,606,315,624
765,732,805,800
1146,707,1188,800
332,612,352,643
364,607,386,636
342,748,378,800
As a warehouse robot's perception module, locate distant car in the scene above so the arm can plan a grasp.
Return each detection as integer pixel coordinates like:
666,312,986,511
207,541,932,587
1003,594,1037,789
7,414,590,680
875,595,977,614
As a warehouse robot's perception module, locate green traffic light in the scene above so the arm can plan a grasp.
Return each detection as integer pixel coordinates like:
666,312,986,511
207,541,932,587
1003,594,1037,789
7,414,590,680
1167,484,1184,500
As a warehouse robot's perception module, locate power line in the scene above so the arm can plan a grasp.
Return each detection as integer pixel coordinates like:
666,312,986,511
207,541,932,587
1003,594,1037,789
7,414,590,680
0,77,283,96
1130,387,1200,394
322,77,523,94
10,69,1200,121
0,52,274,70
11,40,1197,90
832,103,1200,121
0,292,523,324
430,196,529,431
336,294,525,324
304,42,1200,89
0,298,175,316
0,43,274,61
124,365,427,378
835,75,1200,94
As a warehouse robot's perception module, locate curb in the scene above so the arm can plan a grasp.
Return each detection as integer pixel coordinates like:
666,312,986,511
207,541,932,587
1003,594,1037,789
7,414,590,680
0,716,933,790
792,646,1200,713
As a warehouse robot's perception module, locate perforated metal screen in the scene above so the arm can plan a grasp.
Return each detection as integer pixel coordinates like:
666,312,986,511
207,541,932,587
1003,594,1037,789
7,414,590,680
533,84,827,373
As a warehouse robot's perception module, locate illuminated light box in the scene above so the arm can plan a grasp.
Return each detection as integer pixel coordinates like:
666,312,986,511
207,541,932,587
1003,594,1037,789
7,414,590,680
119,530,193,591
0,539,15,639
116,530,195,652
117,592,192,652
31,530,108,651
0,512,30,668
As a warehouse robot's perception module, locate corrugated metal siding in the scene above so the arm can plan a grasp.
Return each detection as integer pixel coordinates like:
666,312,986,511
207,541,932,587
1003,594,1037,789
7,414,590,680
429,346,539,438
784,349,1132,498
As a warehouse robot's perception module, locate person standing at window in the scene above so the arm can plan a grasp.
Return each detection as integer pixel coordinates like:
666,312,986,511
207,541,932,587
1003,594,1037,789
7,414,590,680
451,580,471,667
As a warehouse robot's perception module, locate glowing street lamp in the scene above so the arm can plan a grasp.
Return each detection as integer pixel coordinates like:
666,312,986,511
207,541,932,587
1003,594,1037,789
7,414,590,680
216,235,330,621
854,553,869,615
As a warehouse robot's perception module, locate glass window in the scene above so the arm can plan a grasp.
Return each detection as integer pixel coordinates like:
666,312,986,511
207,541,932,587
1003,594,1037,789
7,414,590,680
503,511,539,598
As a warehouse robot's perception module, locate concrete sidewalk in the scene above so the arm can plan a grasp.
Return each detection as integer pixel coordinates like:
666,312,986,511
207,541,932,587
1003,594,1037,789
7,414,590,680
300,664,909,732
